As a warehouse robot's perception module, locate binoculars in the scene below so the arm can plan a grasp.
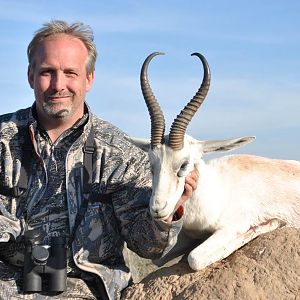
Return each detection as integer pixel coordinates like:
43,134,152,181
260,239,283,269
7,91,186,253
23,230,67,292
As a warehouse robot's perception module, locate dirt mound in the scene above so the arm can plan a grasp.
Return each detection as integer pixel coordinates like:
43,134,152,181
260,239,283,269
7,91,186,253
122,227,300,300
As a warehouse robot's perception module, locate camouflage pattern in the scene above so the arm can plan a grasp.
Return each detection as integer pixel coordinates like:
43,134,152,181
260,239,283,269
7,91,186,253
0,104,183,299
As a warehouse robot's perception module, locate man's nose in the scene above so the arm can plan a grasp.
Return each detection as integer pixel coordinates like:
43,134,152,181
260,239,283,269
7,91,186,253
51,72,66,91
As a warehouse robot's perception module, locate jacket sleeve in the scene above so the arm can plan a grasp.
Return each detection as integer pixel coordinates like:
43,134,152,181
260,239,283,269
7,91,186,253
0,141,24,242
109,148,183,260
0,215,23,242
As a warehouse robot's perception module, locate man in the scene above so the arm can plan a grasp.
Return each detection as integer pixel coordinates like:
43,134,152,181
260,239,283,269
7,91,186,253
0,20,197,299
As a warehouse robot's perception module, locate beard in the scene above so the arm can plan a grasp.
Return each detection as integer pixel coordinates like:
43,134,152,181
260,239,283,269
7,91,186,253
42,91,74,119
42,102,70,119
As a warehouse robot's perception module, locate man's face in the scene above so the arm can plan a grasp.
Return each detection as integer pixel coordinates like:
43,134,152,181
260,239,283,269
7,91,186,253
28,34,94,128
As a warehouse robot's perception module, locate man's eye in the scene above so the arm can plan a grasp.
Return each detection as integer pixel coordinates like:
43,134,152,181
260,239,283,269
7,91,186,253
66,71,78,77
40,70,51,76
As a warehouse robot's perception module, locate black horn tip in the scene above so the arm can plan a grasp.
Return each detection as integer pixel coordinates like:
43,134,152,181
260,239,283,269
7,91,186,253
152,51,165,56
191,52,211,75
191,52,207,63
191,52,203,57
147,52,165,60
141,52,165,75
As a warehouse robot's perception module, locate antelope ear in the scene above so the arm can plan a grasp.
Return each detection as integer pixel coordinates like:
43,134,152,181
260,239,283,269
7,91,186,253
202,136,255,154
128,137,151,152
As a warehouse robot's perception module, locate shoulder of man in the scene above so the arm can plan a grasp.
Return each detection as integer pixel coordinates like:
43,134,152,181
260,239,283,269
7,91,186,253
0,107,32,140
90,114,147,156
0,107,31,127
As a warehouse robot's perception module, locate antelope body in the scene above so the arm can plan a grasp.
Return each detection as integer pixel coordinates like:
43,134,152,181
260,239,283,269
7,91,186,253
133,52,300,271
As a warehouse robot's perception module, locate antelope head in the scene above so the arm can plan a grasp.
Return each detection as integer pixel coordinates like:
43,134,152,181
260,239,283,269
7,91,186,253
133,52,254,220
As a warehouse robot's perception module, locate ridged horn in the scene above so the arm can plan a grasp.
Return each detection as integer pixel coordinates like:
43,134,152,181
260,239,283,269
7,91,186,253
169,53,211,150
140,52,166,148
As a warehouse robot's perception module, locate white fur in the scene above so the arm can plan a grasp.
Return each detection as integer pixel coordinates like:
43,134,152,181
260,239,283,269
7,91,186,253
131,134,300,270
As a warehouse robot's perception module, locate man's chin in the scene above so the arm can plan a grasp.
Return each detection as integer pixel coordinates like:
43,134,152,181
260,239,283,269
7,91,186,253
45,108,70,119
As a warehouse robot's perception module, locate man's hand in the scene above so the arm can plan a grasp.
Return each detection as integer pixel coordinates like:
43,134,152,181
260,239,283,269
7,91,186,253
164,169,198,223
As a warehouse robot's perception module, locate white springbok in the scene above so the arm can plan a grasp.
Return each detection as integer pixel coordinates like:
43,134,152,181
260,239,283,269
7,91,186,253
133,52,300,271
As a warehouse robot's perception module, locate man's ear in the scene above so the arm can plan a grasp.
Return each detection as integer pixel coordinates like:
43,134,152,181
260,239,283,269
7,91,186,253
86,70,95,92
127,137,151,152
202,136,255,154
27,66,34,89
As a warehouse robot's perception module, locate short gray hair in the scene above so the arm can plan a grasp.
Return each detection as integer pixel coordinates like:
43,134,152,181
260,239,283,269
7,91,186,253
27,20,97,74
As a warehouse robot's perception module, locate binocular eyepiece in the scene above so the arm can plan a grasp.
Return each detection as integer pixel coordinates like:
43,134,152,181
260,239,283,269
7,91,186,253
23,230,67,293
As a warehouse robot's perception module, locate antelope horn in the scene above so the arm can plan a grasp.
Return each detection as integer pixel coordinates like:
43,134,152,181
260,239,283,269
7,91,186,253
169,53,211,150
140,52,166,148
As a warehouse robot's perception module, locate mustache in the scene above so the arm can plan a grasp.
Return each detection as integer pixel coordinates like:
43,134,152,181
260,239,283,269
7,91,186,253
46,91,74,99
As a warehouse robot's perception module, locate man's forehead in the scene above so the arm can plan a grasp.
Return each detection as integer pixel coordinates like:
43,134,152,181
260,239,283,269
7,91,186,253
33,34,88,66
36,34,87,52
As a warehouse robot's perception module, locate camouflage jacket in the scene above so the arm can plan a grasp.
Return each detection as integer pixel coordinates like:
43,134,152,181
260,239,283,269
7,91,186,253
0,104,182,299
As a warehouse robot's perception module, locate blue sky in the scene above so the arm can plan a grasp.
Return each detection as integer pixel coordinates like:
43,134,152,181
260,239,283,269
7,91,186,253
0,0,299,160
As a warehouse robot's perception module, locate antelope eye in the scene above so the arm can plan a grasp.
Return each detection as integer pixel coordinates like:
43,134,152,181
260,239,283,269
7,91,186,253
180,161,189,170
177,161,189,177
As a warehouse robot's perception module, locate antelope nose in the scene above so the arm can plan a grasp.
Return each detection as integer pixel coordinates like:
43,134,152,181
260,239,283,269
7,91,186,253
150,201,168,218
